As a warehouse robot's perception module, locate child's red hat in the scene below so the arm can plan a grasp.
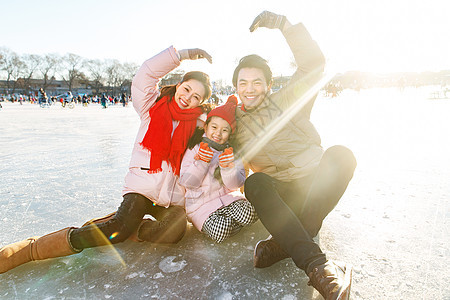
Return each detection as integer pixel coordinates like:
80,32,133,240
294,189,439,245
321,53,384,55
207,95,238,132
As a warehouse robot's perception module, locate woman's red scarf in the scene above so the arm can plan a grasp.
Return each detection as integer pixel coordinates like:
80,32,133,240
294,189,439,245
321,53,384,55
140,95,202,175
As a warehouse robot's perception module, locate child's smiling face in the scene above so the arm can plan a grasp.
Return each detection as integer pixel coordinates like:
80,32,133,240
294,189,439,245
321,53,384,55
204,116,231,145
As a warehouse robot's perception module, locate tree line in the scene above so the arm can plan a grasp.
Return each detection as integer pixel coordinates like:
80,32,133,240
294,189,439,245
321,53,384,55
0,47,139,96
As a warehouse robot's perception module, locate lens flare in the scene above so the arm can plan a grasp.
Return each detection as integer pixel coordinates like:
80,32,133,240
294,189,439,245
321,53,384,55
109,232,119,240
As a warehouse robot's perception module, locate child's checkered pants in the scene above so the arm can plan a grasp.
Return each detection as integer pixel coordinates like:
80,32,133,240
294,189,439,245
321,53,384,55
201,199,258,243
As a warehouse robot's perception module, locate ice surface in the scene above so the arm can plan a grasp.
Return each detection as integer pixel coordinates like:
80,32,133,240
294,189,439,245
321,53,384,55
1,87,449,299
158,256,187,273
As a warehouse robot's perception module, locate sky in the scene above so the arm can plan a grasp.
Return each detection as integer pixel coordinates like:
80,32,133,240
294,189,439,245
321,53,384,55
1,0,449,84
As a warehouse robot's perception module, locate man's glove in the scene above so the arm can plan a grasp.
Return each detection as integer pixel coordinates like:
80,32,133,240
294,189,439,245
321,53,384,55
194,142,214,163
178,48,213,64
249,11,286,32
219,147,234,168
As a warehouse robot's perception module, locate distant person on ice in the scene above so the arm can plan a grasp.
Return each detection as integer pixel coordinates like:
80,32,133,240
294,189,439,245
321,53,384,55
232,11,357,300
101,93,108,108
38,88,48,105
179,95,257,243
0,46,213,274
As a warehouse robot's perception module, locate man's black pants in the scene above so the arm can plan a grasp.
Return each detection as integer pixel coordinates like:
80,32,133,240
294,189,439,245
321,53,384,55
244,145,357,272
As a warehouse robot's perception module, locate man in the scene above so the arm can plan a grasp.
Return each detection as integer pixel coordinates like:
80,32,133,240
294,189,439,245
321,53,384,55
233,11,357,300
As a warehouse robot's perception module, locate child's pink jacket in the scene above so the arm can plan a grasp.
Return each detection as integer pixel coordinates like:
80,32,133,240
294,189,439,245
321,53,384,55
180,144,246,230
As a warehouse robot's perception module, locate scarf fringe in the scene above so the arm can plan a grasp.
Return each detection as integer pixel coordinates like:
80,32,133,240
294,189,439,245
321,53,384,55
147,168,163,174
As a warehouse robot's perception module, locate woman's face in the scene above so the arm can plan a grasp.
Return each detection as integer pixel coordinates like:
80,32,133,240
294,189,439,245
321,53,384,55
204,116,231,145
174,79,206,110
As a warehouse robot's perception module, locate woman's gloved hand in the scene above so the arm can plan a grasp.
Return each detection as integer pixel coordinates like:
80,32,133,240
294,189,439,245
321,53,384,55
178,48,213,64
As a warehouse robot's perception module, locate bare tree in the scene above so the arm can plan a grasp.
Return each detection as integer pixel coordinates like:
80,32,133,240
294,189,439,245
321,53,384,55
104,59,126,96
0,50,4,71
61,53,84,92
0,48,24,93
1,48,140,96
38,53,61,91
0,49,5,92
85,59,106,95
120,62,139,95
122,62,139,79
77,71,90,90
19,54,42,94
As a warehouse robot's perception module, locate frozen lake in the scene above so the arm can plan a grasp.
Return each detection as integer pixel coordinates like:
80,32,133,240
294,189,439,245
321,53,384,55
0,87,449,299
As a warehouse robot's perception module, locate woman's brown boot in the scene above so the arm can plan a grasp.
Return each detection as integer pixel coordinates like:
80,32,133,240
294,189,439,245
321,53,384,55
0,227,80,274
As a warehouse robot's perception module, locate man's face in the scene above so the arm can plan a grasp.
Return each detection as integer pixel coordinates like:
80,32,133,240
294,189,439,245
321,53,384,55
236,68,272,110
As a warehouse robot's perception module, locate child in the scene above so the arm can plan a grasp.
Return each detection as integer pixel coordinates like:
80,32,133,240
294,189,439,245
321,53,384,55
180,95,257,243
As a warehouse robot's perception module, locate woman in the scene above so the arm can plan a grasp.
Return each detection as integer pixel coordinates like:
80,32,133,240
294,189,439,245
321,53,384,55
0,46,212,274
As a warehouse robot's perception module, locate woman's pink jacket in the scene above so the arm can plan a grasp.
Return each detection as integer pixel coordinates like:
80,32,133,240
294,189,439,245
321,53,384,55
122,46,187,207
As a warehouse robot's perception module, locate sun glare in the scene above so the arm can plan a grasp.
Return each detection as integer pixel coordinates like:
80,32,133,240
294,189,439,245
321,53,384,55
89,226,126,267
314,0,450,73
